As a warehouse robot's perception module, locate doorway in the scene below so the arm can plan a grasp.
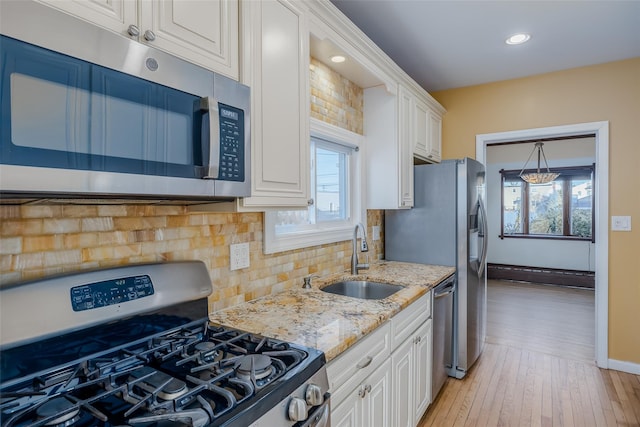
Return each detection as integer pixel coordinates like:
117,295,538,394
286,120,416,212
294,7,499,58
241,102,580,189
476,121,609,368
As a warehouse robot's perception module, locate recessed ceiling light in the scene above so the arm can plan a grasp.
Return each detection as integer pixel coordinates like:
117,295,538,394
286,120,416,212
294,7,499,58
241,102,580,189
505,33,531,45
330,55,346,63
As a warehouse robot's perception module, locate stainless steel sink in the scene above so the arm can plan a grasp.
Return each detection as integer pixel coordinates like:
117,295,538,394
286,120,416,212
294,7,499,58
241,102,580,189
321,280,402,300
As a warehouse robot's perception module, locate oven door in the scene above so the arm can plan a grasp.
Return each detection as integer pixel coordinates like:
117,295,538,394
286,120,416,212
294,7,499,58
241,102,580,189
299,396,330,427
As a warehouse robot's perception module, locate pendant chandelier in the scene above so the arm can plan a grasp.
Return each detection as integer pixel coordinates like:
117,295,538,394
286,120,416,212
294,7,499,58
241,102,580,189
519,142,559,184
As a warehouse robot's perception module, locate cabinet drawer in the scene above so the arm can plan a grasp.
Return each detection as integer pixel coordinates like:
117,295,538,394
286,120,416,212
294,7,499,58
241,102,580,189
390,292,431,350
327,322,391,404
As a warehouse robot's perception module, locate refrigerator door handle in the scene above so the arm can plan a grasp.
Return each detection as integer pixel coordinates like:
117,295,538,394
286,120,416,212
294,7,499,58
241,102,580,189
477,198,489,278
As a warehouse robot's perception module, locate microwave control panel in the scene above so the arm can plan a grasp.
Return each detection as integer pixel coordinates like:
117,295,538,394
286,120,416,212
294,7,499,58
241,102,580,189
218,103,245,182
70,275,155,311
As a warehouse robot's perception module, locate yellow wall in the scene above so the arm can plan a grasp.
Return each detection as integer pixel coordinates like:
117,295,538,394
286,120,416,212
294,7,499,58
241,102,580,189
432,57,640,364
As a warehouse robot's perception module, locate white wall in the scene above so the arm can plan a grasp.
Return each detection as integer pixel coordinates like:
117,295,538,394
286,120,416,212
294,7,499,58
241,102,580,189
486,138,596,271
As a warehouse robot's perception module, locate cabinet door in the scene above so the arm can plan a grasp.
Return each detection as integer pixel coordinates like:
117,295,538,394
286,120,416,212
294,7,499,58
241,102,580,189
240,0,310,208
413,98,429,160
398,86,414,208
139,0,238,79
391,335,414,427
36,0,137,35
332,391,361,427
414,319,433,422
363,358,392,427
426,110,442,163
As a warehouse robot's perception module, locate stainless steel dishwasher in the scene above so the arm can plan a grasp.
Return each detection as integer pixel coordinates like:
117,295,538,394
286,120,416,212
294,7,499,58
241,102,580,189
432,275,455,399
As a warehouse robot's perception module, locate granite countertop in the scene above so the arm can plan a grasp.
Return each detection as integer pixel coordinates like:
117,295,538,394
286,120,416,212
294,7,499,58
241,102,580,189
209,261,455,361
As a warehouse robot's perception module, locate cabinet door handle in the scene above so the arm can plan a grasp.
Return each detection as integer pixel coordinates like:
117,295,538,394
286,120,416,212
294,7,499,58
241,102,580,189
358,385,367,398
127,24,140,37
143,29,156,42
356,356,373,369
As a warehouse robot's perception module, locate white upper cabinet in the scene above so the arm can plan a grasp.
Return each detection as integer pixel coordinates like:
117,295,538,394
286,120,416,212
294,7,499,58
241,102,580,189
239,0,310,208
409,87,443,163
36,0,239,79
426,108,442,162
364,84,413,209
413,96,430,160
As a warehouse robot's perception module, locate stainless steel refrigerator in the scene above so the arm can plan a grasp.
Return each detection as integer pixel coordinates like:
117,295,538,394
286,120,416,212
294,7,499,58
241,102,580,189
385,158,488,381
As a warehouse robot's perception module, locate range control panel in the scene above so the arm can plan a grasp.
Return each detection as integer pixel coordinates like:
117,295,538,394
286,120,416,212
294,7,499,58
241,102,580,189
218,103,245,182
70,275,154,312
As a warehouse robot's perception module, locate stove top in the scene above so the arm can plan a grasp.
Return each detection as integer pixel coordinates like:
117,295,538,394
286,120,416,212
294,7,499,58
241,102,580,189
1,319,325,427
0,262,327,427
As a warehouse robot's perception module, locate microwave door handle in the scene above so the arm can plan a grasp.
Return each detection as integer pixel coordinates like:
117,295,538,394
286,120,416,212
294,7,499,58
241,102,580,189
200,97,220,179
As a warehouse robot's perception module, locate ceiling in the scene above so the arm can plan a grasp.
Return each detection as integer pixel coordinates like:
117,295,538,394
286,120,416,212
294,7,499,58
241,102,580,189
329,0,640,92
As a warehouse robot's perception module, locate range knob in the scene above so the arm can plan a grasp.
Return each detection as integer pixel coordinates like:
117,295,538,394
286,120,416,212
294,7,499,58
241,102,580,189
305,384,324,406
287,397,307,422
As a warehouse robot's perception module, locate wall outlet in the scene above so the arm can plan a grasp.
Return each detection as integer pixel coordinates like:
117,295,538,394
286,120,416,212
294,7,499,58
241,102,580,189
230,242,250,270
372,225,381,241
611,216,632,231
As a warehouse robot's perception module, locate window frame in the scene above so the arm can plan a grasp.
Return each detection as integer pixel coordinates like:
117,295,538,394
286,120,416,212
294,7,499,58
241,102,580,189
500,165,595,242
263,118,364,254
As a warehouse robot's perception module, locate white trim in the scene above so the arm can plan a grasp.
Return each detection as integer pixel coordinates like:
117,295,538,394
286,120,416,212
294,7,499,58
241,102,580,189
263,119,364,254
476,121,609,369
608,359,640,375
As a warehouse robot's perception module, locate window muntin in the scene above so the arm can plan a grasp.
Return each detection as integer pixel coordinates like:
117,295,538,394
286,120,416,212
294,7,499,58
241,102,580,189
500,166,594,240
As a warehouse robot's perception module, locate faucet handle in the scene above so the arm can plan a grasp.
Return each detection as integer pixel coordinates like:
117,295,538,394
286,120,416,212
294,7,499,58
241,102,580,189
302,274,320,289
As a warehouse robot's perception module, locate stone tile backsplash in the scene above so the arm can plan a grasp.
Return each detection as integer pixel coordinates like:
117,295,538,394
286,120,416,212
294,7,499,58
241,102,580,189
0,205,384,312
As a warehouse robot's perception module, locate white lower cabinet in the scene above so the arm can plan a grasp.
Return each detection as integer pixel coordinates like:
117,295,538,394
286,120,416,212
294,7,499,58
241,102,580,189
332,358,392,427
392,319,433,427
329,292,433,427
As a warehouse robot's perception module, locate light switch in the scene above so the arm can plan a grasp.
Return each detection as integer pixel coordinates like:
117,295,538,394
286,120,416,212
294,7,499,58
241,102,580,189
230,243,250,270
611,216,632,231
372,225,381,241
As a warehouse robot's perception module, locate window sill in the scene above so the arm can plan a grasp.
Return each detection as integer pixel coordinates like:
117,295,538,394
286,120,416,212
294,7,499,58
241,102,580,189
263,222,355,254
501,234,593,242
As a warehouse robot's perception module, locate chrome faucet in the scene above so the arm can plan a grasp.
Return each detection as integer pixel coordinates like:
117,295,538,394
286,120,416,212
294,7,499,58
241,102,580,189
351,223,370,274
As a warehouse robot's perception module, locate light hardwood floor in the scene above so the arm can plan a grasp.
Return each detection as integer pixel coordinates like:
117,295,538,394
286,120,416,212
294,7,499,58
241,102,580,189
419,280,640,427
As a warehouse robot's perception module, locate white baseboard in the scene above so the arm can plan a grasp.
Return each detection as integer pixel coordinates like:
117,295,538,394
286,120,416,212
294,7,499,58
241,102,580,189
608,359,640,375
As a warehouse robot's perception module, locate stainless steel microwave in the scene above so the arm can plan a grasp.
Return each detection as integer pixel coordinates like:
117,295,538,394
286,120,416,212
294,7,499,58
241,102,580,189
0,2,250,202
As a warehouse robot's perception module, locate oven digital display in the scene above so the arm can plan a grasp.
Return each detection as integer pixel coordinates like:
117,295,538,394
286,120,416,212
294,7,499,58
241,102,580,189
70,275,154,311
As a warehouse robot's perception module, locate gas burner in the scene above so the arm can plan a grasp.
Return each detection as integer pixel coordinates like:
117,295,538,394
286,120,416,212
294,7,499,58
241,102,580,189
235,354,274,381
194,342,216,352
129,367,189,401
192,341,221,364
36,397,81,426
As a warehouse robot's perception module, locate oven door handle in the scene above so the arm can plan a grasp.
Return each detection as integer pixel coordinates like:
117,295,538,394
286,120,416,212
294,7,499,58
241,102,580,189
300,393,330,427
199,96,220,179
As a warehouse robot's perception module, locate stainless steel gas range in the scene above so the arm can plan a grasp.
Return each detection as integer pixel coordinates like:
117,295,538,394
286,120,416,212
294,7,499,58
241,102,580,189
0,261,330,427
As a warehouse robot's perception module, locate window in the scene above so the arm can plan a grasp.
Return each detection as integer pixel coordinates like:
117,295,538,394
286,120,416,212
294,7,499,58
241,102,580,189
264,119,363,254
500,165,594,241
